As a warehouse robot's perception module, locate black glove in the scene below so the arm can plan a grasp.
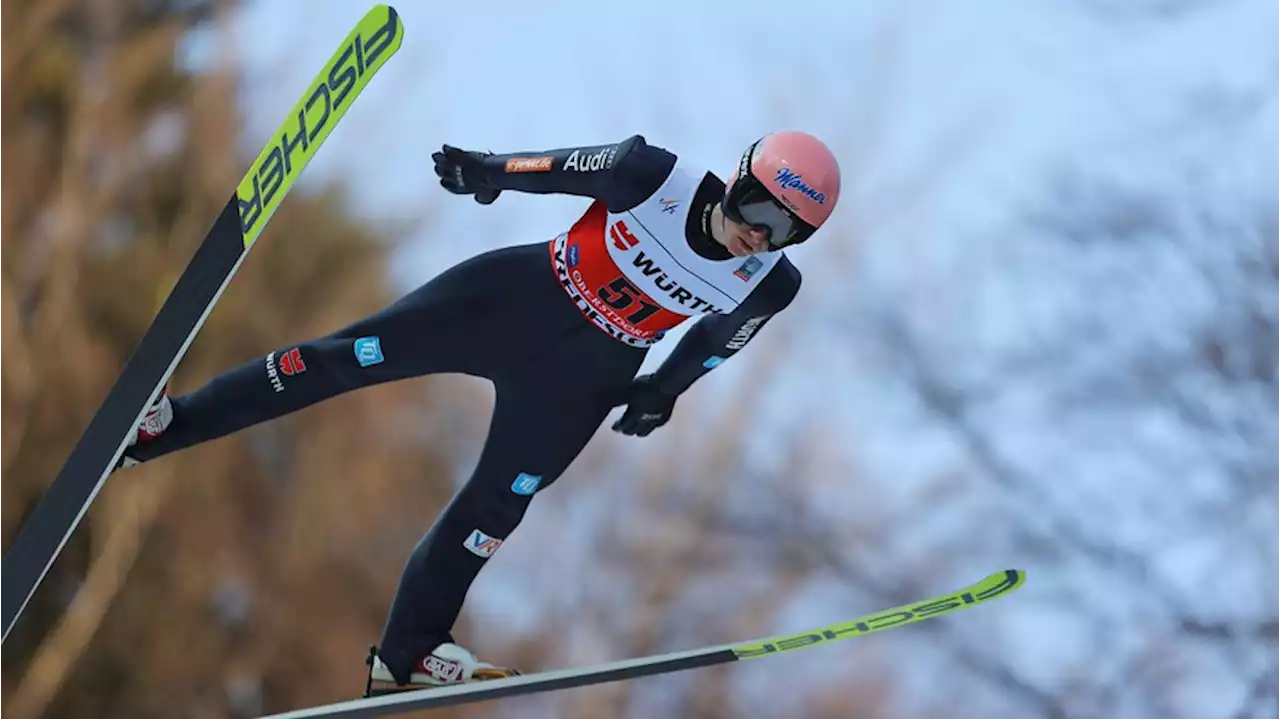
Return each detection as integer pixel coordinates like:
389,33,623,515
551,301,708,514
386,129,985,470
432,144,501,205
611,375,677,437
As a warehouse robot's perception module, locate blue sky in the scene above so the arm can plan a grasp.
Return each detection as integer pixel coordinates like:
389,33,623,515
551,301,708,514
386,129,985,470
212,0,1272,390
191,1,1277,715
223,0,876,254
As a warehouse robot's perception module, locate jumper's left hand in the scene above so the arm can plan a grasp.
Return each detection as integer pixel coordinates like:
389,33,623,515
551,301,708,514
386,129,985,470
611,375,677,437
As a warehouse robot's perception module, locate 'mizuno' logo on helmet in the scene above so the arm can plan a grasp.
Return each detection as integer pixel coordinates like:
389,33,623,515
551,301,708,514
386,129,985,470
774,168,826,204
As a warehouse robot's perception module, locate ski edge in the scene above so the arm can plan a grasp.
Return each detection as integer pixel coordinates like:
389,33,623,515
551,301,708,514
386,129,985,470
255,569,1026,719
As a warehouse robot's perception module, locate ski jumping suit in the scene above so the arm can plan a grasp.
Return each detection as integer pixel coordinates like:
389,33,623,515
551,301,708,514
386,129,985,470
125,135,803,683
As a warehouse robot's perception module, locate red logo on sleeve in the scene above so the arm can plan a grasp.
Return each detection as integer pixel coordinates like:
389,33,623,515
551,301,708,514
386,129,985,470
279,347,306,376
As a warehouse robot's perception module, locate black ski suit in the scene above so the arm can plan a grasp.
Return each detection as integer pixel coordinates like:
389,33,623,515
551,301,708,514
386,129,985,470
125,134,802,682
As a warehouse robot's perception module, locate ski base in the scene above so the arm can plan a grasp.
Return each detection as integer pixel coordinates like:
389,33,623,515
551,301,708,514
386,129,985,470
258,569,1026,719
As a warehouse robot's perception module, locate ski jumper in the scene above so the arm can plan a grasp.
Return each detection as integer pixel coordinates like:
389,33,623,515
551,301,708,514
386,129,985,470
124,135,803,682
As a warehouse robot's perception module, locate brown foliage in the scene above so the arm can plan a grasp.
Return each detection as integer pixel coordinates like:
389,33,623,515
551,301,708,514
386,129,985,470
1,3,476,717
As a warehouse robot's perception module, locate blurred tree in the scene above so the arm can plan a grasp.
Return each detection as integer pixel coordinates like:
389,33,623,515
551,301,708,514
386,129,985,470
1,2,482,718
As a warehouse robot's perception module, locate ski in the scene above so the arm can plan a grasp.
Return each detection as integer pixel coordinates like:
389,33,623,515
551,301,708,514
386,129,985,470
258,569,1026,719
1,4,405,643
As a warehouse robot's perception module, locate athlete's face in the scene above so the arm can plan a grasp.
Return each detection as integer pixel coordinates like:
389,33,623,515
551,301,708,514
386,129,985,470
718,209,771,257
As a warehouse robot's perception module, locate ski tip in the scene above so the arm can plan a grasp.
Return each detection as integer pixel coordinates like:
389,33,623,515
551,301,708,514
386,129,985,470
362,4,404,44
986,568,1027,589
966,569,1026,601
368,4,402,29
729,568,1028,662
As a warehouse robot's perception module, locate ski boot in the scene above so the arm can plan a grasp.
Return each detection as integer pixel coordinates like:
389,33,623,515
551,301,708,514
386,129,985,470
364,643,520,696
115,386,173,470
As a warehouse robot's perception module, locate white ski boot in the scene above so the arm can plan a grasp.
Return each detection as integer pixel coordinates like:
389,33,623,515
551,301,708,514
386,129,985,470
117,387,173,469
365,643,519,695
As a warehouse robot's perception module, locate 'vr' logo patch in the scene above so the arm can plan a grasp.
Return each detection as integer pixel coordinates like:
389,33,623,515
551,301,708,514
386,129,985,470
464,529,503,558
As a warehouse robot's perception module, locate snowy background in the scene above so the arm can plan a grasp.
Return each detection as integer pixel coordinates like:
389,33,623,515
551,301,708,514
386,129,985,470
190,0,1277,716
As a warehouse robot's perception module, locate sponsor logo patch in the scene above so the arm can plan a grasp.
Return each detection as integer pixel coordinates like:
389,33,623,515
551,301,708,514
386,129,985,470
279,347,306,375
734,257,763,281
511,473,542,496
464,529,503,558
726,316,768,350
563,146,618,172
354,336,384,367
774,167,827,204
421,654,464,682
505,156,554,173
265,352,285,393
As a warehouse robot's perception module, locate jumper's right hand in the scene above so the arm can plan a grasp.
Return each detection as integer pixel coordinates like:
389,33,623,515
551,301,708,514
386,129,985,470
432,145,501,205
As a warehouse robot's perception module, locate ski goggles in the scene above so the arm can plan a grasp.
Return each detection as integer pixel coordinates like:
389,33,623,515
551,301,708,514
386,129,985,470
722,150,817,250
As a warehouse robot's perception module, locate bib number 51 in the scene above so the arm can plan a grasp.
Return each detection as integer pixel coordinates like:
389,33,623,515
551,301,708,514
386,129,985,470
597,276,661,324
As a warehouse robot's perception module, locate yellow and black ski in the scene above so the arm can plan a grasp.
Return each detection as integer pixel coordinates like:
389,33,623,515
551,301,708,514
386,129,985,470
1,4,405,642
262,570,1026,718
